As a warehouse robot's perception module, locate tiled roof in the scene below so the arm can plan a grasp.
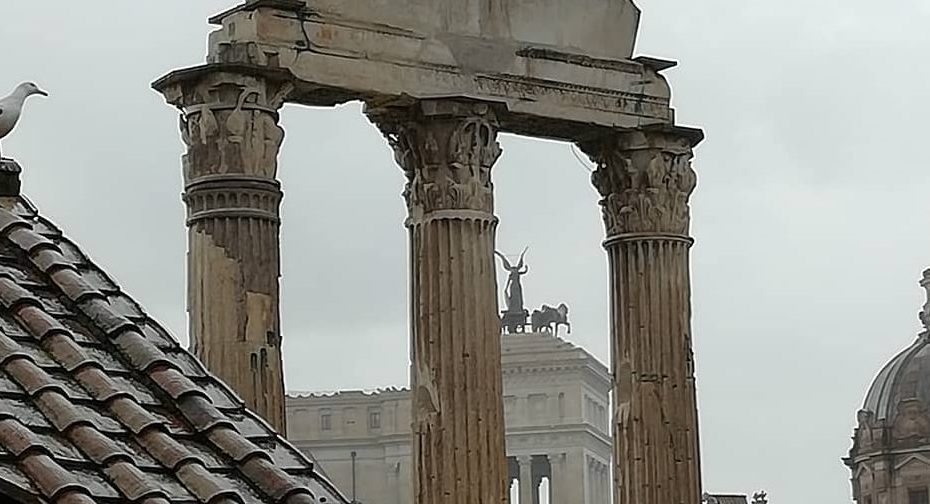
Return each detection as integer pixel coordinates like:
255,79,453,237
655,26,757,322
0,191,347,503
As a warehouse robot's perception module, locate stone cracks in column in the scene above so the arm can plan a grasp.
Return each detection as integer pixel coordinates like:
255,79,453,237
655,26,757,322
371,100,502,222
159,71,292,433
370,99,507,504
184,176,283,295
582,130,696,238
609,239,700,504
583,128,703,504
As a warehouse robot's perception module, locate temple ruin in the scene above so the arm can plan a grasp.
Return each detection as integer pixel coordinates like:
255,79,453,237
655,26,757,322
153,1,704,502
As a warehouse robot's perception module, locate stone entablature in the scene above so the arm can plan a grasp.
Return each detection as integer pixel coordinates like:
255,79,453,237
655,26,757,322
286,332,612,504
190,0,675,139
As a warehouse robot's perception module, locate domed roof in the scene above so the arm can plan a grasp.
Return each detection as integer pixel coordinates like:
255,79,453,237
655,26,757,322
863,336,930,421
861,269,930,422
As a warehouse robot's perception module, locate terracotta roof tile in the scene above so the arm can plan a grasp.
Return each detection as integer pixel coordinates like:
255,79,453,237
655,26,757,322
175,462,243,503
30,248,76,275
51,490,97,504
112,329,174,372
6,227,58,255
48,269,105,304
0,197,349,504
0,212,30,236
103,460,171,501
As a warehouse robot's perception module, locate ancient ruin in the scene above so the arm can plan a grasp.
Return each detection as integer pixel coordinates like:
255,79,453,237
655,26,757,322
153,1,704,502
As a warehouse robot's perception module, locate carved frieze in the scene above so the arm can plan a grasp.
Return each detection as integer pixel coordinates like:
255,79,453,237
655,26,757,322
581,130,697,238
371,101,502,220
169,73,293,183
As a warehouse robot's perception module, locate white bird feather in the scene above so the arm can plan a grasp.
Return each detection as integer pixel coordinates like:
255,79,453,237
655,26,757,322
0,82,48,159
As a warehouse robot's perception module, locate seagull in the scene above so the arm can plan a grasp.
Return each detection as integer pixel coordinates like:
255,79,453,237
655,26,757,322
0,82,48,159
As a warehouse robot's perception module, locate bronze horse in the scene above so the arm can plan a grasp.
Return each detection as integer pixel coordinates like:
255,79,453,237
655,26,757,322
531,304,570,336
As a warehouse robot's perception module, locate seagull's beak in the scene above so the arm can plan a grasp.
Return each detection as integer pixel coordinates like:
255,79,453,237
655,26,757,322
36,89,48,97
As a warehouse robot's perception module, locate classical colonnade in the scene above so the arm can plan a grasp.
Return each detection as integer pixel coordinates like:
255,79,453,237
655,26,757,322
155,67,703,504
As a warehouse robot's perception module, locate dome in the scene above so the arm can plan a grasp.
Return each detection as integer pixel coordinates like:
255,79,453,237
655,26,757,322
846,269,930,504
862,335,930,422
861,269,930,422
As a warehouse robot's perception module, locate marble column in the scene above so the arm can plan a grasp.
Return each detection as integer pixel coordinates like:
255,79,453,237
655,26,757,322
369,100,507,504
581,128,703,504
548,454,561,504
157,71,294,433
519,455,534,504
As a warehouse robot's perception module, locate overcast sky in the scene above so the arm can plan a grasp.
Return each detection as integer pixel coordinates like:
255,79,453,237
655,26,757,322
3,1,930,502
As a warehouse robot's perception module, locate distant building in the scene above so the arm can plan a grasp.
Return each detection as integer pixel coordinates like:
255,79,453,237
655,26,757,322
286,332,612,504
703,495,748,504
846,270,930,504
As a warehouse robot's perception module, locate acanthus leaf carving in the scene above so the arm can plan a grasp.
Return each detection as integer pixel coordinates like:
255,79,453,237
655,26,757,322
374,102,502,220
583,130,697,237
175,74,290,183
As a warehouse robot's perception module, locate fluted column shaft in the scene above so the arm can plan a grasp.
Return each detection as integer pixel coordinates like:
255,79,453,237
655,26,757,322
582,129,703,504
160,71,294,433
370,100,507,504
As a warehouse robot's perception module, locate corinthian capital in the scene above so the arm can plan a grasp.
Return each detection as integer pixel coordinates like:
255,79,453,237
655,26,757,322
158,71,294,182
581,129,698,238
368,100,502,221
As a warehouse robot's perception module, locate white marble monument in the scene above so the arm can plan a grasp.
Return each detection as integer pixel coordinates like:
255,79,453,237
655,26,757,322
286,332,612,504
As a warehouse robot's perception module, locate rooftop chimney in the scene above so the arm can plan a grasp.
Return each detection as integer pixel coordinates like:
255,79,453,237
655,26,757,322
0,158,22,197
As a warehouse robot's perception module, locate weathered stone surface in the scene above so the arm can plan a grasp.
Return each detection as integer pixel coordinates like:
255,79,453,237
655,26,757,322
154,2,706,502
581,129,702,504
152,1,673,140
370,100,507,504
583,129,701,238
156,71,292,433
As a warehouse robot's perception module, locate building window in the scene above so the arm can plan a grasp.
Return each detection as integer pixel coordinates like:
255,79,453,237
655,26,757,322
320,412,332,431
910,488,929,504
369,409,381,429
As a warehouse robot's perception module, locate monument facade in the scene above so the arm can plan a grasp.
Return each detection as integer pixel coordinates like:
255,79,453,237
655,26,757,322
286,332,612,504
154,1,704,502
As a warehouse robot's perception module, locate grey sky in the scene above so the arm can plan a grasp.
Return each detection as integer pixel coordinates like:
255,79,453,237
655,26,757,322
2,1,929,502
